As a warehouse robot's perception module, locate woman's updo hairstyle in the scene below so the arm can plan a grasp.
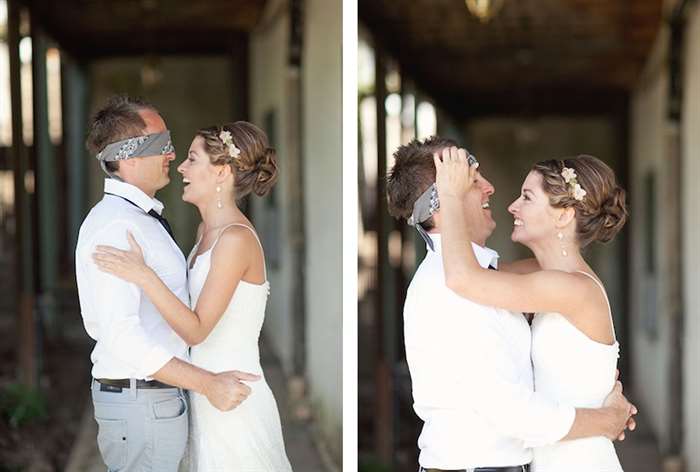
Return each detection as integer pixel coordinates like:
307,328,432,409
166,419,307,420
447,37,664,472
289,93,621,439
196,121,278,200
532,155,627,248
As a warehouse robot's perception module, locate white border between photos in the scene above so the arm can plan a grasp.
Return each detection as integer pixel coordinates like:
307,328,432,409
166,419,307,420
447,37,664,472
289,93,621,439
342,0,358,469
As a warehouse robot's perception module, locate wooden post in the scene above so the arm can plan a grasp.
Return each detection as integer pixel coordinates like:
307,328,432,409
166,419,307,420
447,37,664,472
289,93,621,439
8,0,37,388
666,4,687,461
665,123,684,463
32,21,59,338
614,99,632,382
374,45,395,465
230,39,249,121
288,0,307,379
395,73,413,354
413,91,427,267
228,39,250,218
62,53,88,261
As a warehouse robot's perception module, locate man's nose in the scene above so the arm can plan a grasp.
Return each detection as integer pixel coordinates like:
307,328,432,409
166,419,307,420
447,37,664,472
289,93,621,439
478,175,495,196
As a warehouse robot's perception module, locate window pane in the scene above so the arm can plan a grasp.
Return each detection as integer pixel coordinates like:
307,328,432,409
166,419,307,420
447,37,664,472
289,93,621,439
46,47,61,144
0,0,10,146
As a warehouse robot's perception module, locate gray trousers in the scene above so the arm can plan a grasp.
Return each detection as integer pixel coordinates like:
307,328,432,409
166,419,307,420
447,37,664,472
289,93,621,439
91,379,188,471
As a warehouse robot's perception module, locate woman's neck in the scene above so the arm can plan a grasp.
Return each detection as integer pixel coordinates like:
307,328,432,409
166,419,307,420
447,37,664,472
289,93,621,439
197,198,245,231
528,236,588,273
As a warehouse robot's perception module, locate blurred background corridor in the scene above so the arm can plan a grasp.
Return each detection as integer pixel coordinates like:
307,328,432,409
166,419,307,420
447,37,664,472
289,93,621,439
357,1,699,471
0,0,341,469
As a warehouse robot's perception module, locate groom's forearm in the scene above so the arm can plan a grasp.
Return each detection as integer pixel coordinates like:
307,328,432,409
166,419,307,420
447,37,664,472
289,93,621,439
440,195,484,298
564,407,622,441
152,357,258,411
152,357,214,395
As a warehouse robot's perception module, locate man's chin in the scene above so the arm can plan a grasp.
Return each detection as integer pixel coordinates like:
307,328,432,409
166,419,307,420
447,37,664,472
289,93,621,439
485,220,496,238
476,226,496,247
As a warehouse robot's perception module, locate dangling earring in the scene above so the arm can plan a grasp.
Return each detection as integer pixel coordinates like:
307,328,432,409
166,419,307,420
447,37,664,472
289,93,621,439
216,186,223,209
557,231,568,256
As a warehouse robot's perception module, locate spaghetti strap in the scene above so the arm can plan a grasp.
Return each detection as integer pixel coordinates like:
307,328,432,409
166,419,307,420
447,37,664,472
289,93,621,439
213,223,267,281
188,230,205,268
575,270,616,340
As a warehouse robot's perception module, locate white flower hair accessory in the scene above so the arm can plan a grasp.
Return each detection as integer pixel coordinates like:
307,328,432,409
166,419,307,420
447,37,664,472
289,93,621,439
561,166,587,201
572,183,587,201
561,167,576,183
219,130,241,160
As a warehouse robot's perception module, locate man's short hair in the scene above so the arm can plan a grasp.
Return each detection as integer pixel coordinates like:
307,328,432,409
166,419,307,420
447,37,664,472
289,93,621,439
85,95,157,173
386,135,457,231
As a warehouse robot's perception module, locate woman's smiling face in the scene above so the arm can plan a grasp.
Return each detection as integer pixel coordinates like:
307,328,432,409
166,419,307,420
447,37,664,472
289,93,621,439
508,170,561,245
177,136,222,205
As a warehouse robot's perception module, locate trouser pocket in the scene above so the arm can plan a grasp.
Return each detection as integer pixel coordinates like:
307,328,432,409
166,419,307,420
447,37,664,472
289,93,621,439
94,416,128,471
151,395,189,471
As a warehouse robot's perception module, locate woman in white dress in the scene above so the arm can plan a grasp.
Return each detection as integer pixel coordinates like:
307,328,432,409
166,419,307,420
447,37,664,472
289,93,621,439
93,121,293,472
434,149,628,471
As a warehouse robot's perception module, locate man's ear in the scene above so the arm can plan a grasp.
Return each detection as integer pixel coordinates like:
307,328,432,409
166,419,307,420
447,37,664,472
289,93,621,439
555,206,576,229
430,211,442,231
118,158,137,175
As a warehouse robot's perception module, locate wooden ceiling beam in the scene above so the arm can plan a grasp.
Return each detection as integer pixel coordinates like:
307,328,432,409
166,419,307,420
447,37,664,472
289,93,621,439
46,29,249,59
360,0,661,118
23,0,263,58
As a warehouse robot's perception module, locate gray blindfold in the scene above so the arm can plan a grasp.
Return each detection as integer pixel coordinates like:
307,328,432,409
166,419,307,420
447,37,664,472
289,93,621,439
96,131,175,178
407,152,478,252
407,183,440,251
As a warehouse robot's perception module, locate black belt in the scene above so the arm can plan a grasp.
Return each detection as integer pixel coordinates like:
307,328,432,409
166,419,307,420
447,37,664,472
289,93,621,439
96,378,176,392
421,466,529,472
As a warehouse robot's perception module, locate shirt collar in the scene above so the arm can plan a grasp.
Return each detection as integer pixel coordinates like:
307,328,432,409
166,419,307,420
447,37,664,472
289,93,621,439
427,233,499,269
104,178,165,215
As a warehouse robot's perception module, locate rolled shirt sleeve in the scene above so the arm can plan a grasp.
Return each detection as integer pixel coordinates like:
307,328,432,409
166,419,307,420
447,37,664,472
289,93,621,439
455,317,576,447
79,222,173,378
462,362,576,447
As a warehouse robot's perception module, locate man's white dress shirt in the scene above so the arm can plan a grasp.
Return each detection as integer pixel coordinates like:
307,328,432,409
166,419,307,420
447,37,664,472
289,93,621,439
404,234,576,469
76,179,189,380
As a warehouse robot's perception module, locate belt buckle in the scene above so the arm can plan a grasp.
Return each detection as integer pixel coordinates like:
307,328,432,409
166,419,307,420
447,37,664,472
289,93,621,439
99,383,123,393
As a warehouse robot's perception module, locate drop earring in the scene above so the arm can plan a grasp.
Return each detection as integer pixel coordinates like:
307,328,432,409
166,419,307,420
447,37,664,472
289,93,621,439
557,231,568,256
216,186,223,209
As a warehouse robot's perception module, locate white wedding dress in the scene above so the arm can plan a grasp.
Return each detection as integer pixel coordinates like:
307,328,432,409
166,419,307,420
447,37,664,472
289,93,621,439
183,223,293,472
530,271,623,472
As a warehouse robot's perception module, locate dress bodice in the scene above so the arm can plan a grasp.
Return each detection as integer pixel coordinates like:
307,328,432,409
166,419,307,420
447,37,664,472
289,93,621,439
186,224,270,374
182,223,292,472
530,271,622,472
531,314,619,407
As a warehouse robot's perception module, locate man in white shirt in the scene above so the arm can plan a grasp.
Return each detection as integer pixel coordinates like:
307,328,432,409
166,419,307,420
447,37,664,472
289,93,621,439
76,96,257,471
386,136,634,472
